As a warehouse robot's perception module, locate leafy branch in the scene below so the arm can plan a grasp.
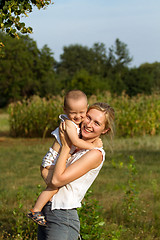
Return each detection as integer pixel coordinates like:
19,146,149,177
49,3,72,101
0,0,52,37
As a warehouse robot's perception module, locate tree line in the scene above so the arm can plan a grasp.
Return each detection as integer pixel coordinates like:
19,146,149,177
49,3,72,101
0,32,160,107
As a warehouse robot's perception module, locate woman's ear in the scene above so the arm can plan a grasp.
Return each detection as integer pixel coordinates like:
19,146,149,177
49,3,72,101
102,128,110,135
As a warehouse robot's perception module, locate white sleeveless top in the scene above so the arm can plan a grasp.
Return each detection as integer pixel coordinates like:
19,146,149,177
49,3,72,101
51,147,105,210
51,114,80,154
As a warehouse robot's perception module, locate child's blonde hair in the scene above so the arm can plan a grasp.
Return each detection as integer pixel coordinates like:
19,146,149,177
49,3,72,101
64,90,88,109
88,102,115,138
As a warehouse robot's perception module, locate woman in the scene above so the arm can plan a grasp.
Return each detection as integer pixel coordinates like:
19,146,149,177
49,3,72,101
38,102,115,240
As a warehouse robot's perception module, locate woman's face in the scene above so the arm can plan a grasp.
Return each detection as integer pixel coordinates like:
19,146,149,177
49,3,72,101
81,108,107,140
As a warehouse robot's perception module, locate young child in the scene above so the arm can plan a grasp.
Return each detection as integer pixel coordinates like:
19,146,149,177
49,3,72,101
27,90,102,226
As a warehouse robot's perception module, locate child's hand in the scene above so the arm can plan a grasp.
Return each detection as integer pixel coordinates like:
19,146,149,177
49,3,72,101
59,122,72,149
93,138,103,148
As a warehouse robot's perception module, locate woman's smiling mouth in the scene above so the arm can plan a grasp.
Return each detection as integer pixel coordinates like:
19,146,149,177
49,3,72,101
83,126,92,133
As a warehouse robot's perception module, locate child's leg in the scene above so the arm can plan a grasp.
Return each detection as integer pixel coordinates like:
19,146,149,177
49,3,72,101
32,141,61,212
41,140,61,169
27,141,61,225
32,187,58,212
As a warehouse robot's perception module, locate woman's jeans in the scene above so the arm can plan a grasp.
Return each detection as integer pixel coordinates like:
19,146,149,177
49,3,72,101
37,202,80,240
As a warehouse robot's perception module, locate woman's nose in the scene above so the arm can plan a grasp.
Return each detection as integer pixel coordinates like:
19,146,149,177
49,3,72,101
87,120,93,127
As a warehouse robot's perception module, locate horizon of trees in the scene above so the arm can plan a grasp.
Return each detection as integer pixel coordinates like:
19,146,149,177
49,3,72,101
0,32,160,108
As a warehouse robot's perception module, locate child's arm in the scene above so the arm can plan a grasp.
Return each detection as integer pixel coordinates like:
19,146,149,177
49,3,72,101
65,120,102,150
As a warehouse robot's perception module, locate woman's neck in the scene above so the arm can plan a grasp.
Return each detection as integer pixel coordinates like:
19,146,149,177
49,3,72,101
82,136,99,143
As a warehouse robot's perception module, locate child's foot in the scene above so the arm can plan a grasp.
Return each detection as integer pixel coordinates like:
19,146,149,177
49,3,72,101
27,209,47,226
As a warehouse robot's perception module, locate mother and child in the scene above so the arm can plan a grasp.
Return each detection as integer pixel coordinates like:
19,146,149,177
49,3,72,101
27,89,115,240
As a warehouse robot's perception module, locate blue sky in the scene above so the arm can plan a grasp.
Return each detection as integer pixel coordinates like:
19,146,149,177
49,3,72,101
23,0,160,67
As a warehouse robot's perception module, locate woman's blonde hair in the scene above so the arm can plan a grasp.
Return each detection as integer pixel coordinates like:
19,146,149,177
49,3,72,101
88,102,115,138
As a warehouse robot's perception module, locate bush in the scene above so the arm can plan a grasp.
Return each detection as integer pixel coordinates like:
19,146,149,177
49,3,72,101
78,190,107,240
8,95,63,138
8,92,160,138
114,92,160,137
0,188,107,240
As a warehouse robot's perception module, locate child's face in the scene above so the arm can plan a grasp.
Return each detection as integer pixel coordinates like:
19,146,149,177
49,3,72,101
64,98,88,125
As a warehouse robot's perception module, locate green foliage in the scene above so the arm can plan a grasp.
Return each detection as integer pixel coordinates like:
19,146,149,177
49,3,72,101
108,72,126,95
0,0,52,38
68,69,101,96
110,38,133,67
67,69,112,96
0,32,56,107
139,62,160,92
58,44,93,76
0,187,106,239
123,67,152,96
8,92,160,138
78,190,106,240
1,32,160,107
1,186,41,240
121,156,139,223
8,95,63,137
58,39,132,78
114,92,160,137
1,135,160,239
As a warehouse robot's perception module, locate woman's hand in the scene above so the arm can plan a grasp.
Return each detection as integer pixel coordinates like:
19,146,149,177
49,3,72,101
92,138,103,148
59,122,72,150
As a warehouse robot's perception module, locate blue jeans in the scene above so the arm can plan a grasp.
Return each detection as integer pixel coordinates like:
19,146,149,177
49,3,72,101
37,202,80,240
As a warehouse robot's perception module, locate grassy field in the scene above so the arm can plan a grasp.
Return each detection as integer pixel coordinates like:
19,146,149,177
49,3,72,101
0,113,160,239
0,112,9,136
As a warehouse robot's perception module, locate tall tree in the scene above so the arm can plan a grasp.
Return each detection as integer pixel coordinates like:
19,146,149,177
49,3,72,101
109,38,133,68
106,38,133,95
58,44,93,76
90,42,108,76
139,62,160,91
58,43,109,77
123,68,152,96
38,44,57,96
0,32,55,107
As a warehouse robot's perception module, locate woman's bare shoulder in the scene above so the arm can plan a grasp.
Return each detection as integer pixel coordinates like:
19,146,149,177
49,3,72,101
83,148,103,168
89,148,103,157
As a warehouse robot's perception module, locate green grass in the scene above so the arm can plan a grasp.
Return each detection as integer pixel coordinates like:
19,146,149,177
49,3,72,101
1,110,160,239
0,135,160,239
0,112,9,135
97,135,160,239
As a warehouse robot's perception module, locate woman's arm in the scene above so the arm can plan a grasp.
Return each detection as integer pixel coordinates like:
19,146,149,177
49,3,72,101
49,129,103,188
40,166,54,185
